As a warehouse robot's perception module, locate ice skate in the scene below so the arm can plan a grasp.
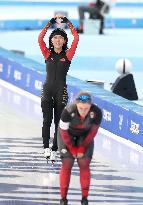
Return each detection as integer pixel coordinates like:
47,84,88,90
50,150,57,164
81,198,88,205
60,198,68,205
44,148,51,159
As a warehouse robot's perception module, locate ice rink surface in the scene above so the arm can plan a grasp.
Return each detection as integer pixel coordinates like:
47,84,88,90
0,81,143,205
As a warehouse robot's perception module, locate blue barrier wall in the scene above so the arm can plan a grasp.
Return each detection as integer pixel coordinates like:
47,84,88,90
1,18,143,30
0,47,143,149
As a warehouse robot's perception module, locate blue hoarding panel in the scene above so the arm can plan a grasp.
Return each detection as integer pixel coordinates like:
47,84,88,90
1,50,143,148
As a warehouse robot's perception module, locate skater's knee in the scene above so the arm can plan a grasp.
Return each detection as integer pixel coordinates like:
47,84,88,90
62,158,74,169
43,117,52,126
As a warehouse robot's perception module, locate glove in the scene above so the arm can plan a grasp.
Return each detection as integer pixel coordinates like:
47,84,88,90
61,16,68,23
49,17,56,24
70,146,78,156
77,146,85,154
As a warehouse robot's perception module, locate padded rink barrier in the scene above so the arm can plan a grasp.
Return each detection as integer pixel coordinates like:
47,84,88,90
0,46,143,169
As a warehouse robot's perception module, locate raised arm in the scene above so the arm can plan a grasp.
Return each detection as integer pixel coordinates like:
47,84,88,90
61,17,79,61
38,18,56,60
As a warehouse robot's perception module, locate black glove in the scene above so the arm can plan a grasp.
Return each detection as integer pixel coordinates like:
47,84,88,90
49,17,56,24
61,17,69,23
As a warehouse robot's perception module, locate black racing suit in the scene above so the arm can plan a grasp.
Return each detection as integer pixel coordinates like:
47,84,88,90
38,21,79,151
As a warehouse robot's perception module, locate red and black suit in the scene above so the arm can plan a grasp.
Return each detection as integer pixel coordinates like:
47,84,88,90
38,20,79,151
58,103,102,199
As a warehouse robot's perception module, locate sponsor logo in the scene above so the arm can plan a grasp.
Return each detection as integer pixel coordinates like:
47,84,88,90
14,70,22,81
7,65,11,78
119,114,123,130
103,109,111,122
130,120,140,134
34,80,43,90
0,64,3,72
26,74,31,87
60,58,66,62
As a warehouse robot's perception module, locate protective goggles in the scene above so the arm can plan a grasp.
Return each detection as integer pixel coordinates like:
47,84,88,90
76,95,91,103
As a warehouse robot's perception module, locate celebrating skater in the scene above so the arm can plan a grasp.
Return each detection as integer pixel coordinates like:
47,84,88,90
38,16,79,161
58,91,102,205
